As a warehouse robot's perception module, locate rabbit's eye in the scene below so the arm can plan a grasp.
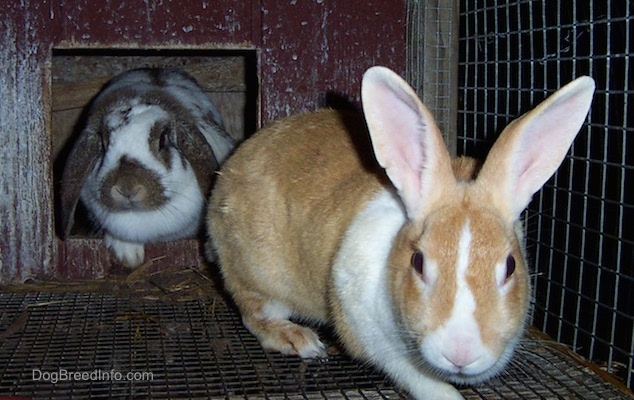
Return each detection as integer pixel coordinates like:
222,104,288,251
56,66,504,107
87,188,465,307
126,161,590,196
411,251,424,276
101,133,110,150
150,123,173,165
159,127,170,151
505,255,516,281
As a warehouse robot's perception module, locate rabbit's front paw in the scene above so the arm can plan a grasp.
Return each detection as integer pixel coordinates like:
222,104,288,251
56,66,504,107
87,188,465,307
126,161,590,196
245,318,327,359
105,235,145,268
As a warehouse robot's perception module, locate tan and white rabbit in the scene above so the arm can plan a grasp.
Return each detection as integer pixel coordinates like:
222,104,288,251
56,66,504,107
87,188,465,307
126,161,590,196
61,68,235,268
206,67,595,399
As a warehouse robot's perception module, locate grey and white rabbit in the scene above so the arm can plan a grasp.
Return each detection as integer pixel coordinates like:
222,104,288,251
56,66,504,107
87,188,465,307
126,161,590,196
61,67,234,267
206,67,595,399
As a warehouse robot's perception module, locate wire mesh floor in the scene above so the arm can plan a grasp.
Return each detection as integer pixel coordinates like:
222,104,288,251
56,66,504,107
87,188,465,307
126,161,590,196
0,269,631,400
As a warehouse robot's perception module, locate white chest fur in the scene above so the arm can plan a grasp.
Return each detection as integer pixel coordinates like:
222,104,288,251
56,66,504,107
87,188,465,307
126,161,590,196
331,189,466,400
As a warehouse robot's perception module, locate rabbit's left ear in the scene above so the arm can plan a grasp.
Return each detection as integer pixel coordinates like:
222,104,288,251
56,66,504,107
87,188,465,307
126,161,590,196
177,122,221,197
476,76,596,221
60,128,102,238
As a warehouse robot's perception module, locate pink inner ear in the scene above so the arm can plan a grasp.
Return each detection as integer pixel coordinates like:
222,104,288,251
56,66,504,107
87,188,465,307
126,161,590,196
478,76,595,219
515,87,595,208
362,72,426,213
374,112,424,205
374,95,426,180
362,67,453,218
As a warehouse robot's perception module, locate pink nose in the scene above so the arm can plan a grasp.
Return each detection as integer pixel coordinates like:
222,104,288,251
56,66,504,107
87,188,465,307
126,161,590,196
443,350,480,370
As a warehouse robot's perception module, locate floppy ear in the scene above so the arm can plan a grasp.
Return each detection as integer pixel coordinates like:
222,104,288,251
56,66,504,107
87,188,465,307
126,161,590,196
176,122,220,198
476,76,596,220
197,112,235,165
60,127,102,238
361,66,455,219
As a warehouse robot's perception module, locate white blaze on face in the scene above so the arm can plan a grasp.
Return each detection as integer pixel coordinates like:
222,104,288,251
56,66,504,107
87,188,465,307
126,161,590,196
102,104,172,176
421,221,498,377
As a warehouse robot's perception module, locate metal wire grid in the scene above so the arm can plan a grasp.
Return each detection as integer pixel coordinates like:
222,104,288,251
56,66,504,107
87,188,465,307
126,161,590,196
0,291,630,400
406,0,458,153
0,292,406,400
458,0,633,388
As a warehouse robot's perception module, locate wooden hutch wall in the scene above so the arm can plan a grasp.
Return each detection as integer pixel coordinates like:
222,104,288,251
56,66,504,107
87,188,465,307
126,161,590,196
0,1,408,283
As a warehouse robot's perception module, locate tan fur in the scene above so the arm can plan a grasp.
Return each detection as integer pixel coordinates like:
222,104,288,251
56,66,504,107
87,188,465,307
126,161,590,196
375,162,530,362
467,211,529,352
207,71,595,399
452,156,481,181
432,202,528,353
208,108,531,361
208,109,386,324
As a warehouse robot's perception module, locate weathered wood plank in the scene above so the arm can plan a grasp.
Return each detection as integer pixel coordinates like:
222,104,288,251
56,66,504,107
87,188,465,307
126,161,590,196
51,55,248,111
56,238,204,279
50,1,255,48
258,1,407,123
1,3,56,283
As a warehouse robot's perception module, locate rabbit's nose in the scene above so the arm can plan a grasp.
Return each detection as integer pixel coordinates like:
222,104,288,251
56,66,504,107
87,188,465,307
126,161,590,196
101,157,168,211
443,349,481,370
111,183,147,206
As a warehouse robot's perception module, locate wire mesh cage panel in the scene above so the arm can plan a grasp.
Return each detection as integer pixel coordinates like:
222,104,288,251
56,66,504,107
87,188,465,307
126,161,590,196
406,0,459,155
458,0,633,389
0,290,630,399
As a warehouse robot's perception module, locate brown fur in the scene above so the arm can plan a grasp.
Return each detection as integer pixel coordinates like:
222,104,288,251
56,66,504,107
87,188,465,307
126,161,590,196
208,109,531,361
60,69,221,237
100,157,167,210
208,110,386,322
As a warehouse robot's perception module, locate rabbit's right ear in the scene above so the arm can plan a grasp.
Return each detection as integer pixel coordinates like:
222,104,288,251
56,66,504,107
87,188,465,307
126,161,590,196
476,76,596,221
361,66,455,219
60,127,102,238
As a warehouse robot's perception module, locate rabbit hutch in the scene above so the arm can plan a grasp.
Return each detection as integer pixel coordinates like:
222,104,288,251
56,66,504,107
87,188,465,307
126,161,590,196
0,0,632,399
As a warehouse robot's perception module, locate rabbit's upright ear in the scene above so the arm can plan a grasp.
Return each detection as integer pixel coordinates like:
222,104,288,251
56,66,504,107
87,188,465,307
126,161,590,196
361,66,455,219
476,76,596,221
60,128,102,238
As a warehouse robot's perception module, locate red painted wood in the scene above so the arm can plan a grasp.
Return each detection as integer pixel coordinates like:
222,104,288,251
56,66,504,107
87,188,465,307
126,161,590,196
259,1,406,123
0,1,407,283
56,238,203,279
49,1,256,47
1,2,56,282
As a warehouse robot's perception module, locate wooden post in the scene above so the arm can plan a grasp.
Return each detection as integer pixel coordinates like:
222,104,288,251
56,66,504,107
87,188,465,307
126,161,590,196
1,3,56,282
406,0,460,157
